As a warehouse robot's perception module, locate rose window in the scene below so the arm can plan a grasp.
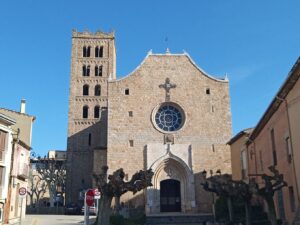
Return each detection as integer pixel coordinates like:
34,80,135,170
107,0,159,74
154,104,184,132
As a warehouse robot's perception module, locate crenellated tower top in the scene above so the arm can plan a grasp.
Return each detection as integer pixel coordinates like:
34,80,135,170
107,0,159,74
72,29,115,39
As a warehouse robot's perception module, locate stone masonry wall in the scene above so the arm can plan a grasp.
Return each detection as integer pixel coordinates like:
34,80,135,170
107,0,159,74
107,53,232,213
66,30,115,203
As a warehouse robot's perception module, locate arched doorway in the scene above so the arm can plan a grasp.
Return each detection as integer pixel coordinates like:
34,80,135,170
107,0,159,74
160,179,181,212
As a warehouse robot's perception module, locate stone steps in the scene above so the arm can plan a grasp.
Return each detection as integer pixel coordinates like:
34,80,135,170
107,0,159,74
146,214,213,225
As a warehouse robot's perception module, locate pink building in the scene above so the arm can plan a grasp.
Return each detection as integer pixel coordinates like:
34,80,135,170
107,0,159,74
229,57,300,224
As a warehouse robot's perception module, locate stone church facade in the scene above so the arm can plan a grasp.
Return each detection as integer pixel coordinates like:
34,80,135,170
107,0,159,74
67,30,232,214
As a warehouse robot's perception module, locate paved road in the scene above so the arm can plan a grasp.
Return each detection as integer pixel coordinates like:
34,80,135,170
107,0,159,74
20,215,96,225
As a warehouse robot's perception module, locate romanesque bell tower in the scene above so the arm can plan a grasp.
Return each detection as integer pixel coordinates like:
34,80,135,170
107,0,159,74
66,30,116,203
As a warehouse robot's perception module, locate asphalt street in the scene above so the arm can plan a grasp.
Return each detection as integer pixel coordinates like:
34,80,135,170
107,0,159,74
19,214,96,225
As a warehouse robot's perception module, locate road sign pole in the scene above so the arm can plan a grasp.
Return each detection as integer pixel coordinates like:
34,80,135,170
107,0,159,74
18,187,27,225
96,198,99,216
84,191,89,225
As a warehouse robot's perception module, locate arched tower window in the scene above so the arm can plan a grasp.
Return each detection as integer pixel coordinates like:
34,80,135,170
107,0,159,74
83,65,90,76
95,46,99,57
83,84,89,96
83,46,87,57
94,106,100,118
83,105,89,118
95,66,98,76
95,85,101,96
86,65,90,76
95,65,103,76
87,46,91,57
83,46,91,57
83,65,87,76
95,46,103,58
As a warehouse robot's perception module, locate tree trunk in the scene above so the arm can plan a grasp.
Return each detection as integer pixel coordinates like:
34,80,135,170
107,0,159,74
49,185,56,207
245,201,252,225
29,194,33,207
266,196,277,225
97,195,113,225
115,196,121,215
227,197,234,223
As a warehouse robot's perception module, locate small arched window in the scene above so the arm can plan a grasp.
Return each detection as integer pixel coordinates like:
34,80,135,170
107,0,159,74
83,46,91,57
87,46,91,57
95,85,101,96
94,106,100,118
83,65,90,76
95,46,103,58
86,65,90,76
83,46,87,57
95,65,103,76
95,46,99,57
83,105,89,118
125,88,129,95
95,66,98,76
83,85,89,96
83,65,87,76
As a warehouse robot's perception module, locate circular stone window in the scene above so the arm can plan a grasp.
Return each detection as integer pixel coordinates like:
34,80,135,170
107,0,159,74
153,103,185,133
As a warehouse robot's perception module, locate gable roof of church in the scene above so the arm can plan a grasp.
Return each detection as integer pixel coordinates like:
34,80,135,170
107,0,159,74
109,50,228,83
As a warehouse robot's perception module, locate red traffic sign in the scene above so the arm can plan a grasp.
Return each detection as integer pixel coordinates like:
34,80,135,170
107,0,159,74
85,189,94,206
19,187,27,196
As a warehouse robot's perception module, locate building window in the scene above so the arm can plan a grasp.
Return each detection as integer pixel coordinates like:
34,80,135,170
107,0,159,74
83,46,91,57
83,65,90,76
0,166,4,186
259,150,264,171
94,106,100,118
95,85,101,96
95,46,103,58
270,129,277,165
83,84,89,96
83,46,87,57
0,130,7,162
206,88,210,95
285,136,292,163
83,106,89,118
95,65,103,76
128,111,133,117
241,149,248,179
129,140,134,147
88,133,92,146
125,89,129,95
289,186,296,212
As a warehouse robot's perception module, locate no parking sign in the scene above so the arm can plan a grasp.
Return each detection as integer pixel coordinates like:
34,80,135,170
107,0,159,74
19,187,27,198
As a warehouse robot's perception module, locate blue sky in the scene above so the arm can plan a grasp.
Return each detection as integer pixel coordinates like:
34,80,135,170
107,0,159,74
0,1,299,157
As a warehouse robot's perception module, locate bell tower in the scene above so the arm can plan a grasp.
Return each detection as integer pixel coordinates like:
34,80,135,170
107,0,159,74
66,29,116,203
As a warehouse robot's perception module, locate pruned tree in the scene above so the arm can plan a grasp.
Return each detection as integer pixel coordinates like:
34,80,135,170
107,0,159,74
200,166,287,225
34,157,66,207
200,172,237,224
252,166,287,225
93,166,154,225
27,170,47,207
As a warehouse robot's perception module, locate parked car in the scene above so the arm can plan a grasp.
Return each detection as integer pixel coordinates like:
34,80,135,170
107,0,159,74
65,202,81,215
81,205,96,215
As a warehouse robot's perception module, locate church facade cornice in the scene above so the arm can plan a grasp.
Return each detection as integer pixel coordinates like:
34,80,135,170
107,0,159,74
108,50,228,83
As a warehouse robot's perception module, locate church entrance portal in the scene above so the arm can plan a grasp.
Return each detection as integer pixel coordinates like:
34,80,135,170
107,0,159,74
160,179,181,212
